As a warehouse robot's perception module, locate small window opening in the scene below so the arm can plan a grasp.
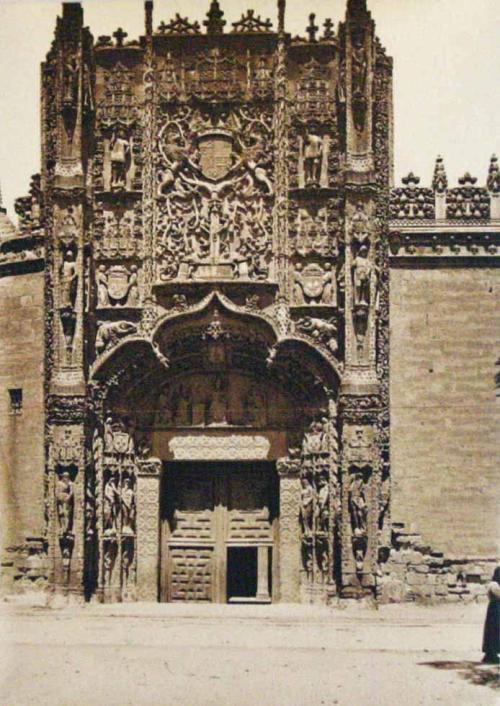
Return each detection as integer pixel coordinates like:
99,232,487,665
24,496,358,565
8,388,23,416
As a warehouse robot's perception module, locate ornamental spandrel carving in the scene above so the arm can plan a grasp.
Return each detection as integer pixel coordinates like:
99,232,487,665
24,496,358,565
155,105,274,282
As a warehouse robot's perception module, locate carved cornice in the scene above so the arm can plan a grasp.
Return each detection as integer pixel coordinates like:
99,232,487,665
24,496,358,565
47,394,87,424
389,223,500,260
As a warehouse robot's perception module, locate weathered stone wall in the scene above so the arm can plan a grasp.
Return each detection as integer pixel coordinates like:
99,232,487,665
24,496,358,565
0,271,45,551
390,265,500,558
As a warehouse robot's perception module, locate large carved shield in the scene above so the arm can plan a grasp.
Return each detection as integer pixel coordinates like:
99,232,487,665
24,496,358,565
197,132,234,181
107,265,130,301
300,264,326,299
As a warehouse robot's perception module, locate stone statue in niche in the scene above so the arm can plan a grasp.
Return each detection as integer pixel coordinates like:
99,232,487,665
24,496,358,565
56,471,74,535
303,133,324,187
207,377,228,425
300,477,315,535
96,264,140,308
103,473,120,535
109,127,131,190
63,54,79,108
59,248,78,357
175,384,192,426
351,32,367,97
348,471,368,533
316,477,329,533
351,31,368,132
60,248,78,310
121,478,135,536
242,387,267,427
95,320,138,355
352,245,374,308
293,263,336,306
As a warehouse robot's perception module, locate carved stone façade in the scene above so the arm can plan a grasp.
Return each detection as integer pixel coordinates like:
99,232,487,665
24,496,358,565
1,0,498,604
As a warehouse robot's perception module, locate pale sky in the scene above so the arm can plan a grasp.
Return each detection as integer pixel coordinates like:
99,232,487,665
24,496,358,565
0,0,498,220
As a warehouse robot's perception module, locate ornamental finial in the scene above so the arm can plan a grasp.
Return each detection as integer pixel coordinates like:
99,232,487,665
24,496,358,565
204,0,226,34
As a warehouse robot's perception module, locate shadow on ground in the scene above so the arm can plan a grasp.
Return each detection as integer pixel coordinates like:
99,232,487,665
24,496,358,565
420,661,499,690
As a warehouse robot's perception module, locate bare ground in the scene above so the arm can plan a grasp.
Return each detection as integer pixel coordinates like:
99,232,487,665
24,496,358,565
0,599,498,706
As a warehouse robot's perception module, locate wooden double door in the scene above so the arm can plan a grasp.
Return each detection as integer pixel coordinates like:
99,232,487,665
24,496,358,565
160,462,278,603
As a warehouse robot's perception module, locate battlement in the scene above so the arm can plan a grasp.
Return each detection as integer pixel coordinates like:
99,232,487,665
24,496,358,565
390,155,500,224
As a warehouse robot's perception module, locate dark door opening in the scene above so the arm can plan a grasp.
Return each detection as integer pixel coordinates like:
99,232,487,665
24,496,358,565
227,547,258,600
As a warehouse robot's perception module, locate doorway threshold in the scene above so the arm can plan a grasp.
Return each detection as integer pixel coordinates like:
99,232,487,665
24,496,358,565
228,597,272,604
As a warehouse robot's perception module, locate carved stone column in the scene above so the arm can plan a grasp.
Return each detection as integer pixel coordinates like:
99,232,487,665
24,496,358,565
136,458,162,601
277,457,301,602
46,397,86,600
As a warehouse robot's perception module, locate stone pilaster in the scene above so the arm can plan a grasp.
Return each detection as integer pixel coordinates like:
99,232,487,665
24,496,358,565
277,457,301,602
136,458,161,601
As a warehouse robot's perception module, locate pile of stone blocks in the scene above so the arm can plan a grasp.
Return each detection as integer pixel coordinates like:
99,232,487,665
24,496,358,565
377,522,497,603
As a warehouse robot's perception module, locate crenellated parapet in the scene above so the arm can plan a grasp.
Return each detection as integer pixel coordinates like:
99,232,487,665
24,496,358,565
389,155,500,259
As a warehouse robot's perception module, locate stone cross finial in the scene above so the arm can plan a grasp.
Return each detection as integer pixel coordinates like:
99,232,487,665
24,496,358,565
306,14,319,42
432,155,448,193
113,27,128,47
204,0,226,34
145,1,153,36
323,18,335,40
278,0,286,33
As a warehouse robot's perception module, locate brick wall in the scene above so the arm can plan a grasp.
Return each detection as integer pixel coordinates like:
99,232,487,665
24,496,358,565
0,272,45,551
390,265,500,558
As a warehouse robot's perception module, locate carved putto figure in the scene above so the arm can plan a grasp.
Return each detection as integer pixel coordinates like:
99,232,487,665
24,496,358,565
56,471,74,535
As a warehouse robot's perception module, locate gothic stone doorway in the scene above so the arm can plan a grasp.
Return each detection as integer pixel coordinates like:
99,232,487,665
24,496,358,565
160,462,279,603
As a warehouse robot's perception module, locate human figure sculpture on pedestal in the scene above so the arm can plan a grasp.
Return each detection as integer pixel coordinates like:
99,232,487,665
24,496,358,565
303,133,324,187
110,128,131,190
56,471,74,535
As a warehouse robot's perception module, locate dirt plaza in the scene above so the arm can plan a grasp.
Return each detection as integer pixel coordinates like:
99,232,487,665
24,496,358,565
0,599,498,706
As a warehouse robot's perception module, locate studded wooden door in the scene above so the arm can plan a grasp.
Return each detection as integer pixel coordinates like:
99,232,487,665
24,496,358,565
161,462,278,603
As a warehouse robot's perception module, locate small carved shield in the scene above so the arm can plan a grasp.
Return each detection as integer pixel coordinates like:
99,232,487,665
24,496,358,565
197,132,234,181
112,430,130,454
300,264,326,299
107,265,130,301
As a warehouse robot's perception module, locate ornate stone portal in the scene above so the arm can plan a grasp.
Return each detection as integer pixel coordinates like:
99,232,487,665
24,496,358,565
37,0,392,603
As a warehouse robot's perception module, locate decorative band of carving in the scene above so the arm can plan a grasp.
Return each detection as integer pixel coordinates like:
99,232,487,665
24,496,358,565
168,435,271,461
